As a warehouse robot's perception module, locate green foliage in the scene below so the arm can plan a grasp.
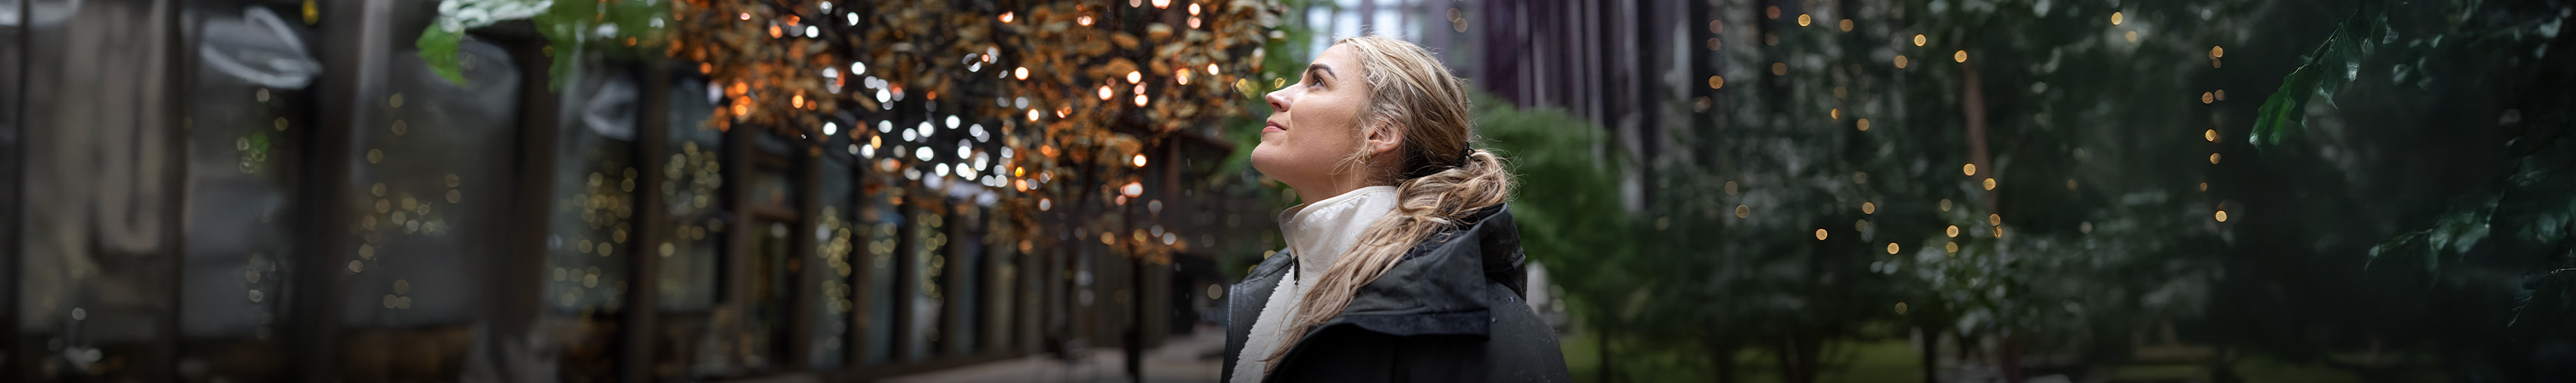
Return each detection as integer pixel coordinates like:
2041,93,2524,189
2249,5,2389,150
416,0,666,87
1473,92,1637,272
418,25,469,84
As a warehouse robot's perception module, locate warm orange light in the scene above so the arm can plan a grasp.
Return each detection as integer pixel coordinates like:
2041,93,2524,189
1127,71,1143,83
1000,11,1014,23
1014,67,1029,80
1132,154,1148,167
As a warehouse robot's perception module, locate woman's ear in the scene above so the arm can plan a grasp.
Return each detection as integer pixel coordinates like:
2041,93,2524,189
1362,116,1406,158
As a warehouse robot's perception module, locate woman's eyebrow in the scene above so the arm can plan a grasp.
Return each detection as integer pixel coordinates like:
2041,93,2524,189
1306,64,1335,81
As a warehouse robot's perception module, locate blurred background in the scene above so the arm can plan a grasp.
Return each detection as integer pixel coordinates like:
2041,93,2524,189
2,0,2574,381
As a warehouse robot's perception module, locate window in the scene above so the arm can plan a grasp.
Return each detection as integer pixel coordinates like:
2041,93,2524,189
334,33,522,380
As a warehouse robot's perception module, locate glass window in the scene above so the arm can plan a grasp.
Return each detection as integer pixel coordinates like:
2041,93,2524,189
178,5,318,381
334,31,522,381
908,203,947,361
739,139,800,372
860,185,902,365
811,139,857,369
18,0,194,378
545,67,645,378
653,77,725,378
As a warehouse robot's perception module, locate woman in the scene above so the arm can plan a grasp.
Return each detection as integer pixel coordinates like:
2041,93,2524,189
1221,35,1571,382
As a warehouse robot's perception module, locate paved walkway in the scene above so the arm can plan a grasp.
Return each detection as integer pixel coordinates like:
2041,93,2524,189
879,326,1227,383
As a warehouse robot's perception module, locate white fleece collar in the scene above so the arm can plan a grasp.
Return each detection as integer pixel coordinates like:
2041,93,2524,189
1229,185,1399,383
1276,185,1401,284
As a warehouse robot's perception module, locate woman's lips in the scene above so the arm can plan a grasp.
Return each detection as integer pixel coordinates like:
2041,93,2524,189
1263,120,1286,133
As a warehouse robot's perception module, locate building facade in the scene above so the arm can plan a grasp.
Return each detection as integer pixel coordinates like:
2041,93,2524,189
0,0,1257,381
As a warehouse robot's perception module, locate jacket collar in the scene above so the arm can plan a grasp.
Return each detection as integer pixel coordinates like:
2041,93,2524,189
1276,185,1400,284
1325,203,1526,337
1225,204,1526,381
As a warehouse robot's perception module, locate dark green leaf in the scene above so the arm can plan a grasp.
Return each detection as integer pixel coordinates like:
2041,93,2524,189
417,26,468,86
2249,6,2386,150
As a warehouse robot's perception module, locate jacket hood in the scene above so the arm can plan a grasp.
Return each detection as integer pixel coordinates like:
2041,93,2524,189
1325,203,1527,338
1223,204,1564,382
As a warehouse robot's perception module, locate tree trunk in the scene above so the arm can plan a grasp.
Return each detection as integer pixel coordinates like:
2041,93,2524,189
1918,326,1939,383
2000,335,2024,383
1597,322,1615,383
1776,332,1819,383
1960,62,1997,214
1707,336,1737,383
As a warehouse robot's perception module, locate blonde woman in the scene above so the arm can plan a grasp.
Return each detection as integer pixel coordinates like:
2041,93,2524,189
1221,35,1570,382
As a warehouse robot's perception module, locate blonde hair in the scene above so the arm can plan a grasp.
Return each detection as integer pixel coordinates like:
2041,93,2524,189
1263,35,1515,372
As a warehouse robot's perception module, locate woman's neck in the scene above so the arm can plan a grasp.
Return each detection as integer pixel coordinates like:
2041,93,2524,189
1293,172,1391,205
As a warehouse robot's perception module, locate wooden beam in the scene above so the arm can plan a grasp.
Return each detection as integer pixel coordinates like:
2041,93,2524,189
285,0,396,380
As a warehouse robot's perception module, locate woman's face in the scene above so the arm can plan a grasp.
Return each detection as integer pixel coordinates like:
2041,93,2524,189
1252,44,1395,201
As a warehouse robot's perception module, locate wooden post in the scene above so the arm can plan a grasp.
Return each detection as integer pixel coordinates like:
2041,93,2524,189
622,61,673,383
286,0,396,380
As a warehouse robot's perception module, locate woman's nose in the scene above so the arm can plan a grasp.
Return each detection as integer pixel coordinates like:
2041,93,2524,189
1264,86,1292,113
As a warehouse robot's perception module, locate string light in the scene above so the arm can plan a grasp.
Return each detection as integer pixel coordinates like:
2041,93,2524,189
1886,243,1901,254
1000,11,1014,23
2111,11,2124,25
1127,71,1143,83
1815,229,1829,241
1132,154,1148,167
1707,75,1724,89
1962,163,1977,175
1797,14,1811,26
1014,67,1029,80
1894,55,1908,68
1913,34,1927,46
1953,50,1968,63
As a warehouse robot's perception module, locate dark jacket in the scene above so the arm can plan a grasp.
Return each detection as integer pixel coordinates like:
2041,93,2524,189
1221,204,1571,382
